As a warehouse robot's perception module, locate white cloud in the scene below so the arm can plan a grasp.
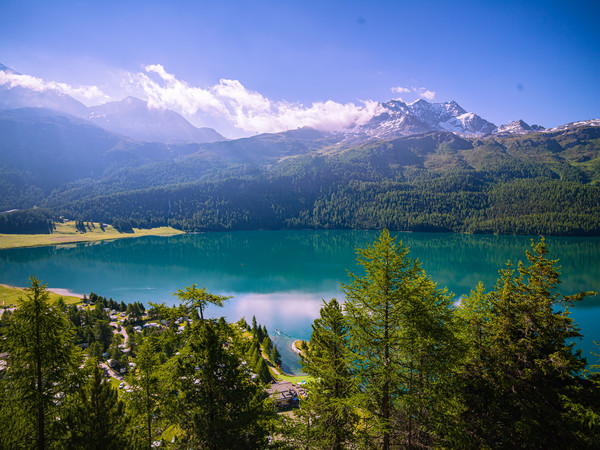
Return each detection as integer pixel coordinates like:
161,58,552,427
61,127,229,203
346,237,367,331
391,86,411,94
0,70,110,105
390,85,436,101
129,65,378,134
419,89,436,100
135,65,226,116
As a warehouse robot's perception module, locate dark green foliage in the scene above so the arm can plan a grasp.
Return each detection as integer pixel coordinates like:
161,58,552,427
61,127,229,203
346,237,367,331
94,320,113,352
256,357,273,384
126,301,144,321
0,208,55,234
164,321,275,449
126,338,163,448
3,125,600,236
262,335,274,354
343,230,458,448
299,298,357,449
2,234,600,447
1,276,82,449
270,345,282,367
75,220,87,233
65,361,129,449
452,238,599,448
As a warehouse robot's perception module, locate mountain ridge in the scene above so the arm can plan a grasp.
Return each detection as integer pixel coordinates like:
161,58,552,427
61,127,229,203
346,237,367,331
0,63,224,144
87,96,225,144
1,63,600,236
2,63,598,144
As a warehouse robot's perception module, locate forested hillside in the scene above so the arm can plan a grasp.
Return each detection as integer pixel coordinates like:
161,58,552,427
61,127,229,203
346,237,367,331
2,113,600,236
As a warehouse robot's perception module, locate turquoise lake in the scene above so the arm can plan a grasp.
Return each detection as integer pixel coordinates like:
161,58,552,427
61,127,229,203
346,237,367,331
1,230,599,374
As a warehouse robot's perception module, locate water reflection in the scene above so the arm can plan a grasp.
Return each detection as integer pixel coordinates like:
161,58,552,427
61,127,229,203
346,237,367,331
0,230,598,371
207,291,330,340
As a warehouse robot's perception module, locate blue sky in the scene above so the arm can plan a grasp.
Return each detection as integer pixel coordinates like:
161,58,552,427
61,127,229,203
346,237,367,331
0,0,598,137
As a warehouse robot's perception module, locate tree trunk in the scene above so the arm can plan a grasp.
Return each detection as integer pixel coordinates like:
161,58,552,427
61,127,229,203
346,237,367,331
35,302,45,450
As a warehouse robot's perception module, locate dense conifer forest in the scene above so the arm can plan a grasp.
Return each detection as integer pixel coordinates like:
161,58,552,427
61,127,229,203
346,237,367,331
2,125,600,236
1,232,599,448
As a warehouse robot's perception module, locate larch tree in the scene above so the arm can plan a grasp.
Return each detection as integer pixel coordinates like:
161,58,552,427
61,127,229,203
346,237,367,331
173,284,231,321
164,320,276,449
1,276,82,450
342,230,458,449
64,361,129,450
126,338,163,449
454,238,599,448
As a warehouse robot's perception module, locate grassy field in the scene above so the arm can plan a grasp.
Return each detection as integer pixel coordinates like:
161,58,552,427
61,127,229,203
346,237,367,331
0,283,81,308
0,221,184,249
276,374,313,384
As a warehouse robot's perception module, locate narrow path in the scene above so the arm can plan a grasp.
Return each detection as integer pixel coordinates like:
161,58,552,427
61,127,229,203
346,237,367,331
99,361,124,381
110,321,129,346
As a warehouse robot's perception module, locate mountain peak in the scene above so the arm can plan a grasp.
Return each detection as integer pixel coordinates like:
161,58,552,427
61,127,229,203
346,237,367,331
0,63,18,75
123,96,145,104
494,119,547,135
88,96,224,144
352,99,495,139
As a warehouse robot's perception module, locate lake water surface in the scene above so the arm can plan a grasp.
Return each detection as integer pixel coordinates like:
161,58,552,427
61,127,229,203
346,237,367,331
1,230,599,374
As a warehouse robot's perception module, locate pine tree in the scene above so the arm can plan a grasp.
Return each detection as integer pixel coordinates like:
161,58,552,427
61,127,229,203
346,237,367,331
300,298,357,449
165,321,275,448
65,361,129,449
262,335,273,354
256,357,272,385
270,345,281,367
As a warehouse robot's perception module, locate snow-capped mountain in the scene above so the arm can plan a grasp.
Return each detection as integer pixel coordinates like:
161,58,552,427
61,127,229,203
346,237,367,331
543,119,600,133
494,119,600,136
1,63,598,145
494,120,545,135
351,99,497,139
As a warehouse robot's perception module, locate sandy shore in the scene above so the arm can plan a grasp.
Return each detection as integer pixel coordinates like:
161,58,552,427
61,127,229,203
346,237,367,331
291,340,304,355
1,283,84,299
47,288,84,298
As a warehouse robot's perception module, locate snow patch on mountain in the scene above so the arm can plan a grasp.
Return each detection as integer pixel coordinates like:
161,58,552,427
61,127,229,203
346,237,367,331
494,119,600,136
495,120,537,135
350,99,496,139
544,119,600,133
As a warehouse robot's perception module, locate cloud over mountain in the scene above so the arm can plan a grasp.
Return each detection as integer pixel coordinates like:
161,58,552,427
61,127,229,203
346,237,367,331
131,64,378,134
2,63,458,138
391,85,436,101
0,69,109,105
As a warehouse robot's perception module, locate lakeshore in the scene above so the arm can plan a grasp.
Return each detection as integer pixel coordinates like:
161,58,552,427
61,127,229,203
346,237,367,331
0,221,184,250
0,283,82,308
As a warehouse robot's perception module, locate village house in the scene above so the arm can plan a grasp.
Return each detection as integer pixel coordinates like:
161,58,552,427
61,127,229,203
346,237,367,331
266,381,303,409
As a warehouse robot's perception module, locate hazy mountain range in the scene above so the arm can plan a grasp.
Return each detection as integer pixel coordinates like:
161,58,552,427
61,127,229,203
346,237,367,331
1,62,599,236
0,63,224,145
1,62,597,145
